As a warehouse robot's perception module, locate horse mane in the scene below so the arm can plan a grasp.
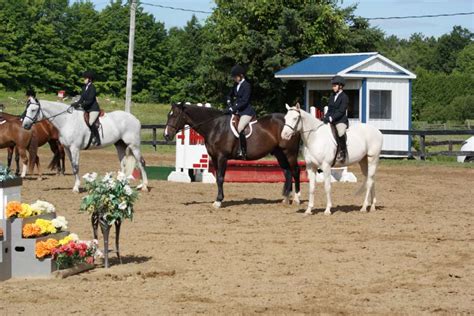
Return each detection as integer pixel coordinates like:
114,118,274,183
181,103,224,121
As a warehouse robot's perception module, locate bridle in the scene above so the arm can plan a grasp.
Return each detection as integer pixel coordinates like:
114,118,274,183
24,101,74,125
165,105,229,135
284,108,302,132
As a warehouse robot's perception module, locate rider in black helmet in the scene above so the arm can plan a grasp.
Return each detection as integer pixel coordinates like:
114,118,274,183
323,75,349,162
225,65,256,160
71,71,101,146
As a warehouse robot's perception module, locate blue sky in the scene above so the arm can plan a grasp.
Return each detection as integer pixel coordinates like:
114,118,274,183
88,0,473,38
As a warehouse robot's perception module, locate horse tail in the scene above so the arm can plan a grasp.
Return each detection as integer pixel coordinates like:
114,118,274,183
47,140,60,171
123,147,137,177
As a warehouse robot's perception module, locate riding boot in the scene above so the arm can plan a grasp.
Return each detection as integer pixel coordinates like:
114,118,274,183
237,132,247,160
90,125,101,146
337,134,347,163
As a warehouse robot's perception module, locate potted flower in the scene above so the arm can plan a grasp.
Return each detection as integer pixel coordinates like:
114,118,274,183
0,166,22,220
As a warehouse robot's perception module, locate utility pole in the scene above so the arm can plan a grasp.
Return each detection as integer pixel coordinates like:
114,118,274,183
125,0,137,112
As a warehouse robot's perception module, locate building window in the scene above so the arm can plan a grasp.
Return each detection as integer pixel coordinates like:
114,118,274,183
369,90,392,119
309,90,359,119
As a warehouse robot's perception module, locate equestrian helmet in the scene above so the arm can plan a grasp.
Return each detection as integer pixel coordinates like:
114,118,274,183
25,88,36,97
331,75,346,86
231,65,246,77
82,71,95,81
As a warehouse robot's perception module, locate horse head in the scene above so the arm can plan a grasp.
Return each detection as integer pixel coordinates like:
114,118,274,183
164,102,187,141
22,100,42,130
281,102,302,140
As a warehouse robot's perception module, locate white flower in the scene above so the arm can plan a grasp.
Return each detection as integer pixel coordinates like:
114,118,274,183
124,185,133,196
30,200,55,213
118,201,128,210
102,172,113,183
52,216,68,231
117,171,127,183
106,178,116,189
69,233,79,241
82,172,97,183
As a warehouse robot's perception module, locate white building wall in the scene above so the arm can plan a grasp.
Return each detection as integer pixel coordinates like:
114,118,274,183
354,59,399,73
366,78,409,152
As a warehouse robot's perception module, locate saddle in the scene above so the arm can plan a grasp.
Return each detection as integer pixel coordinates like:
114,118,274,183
230,114,258,139
84,110,105,128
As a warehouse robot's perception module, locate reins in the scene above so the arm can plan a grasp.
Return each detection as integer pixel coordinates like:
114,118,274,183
24,101,74,125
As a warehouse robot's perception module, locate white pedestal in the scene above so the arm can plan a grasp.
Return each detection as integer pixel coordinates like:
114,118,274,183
167,170,192,183
0,179,22,220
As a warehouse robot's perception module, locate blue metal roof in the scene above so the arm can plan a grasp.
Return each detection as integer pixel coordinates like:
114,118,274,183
275,53,377,76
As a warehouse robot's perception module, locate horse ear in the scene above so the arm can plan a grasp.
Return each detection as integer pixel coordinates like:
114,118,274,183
295,102,301,109
285,103,291,110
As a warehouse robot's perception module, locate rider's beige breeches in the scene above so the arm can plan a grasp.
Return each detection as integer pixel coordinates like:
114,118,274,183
336,123,347,137
88,111,99,126
237,115,253,133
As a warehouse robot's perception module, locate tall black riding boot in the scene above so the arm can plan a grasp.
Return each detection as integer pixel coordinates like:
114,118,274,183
90,125,101,146
237,132,247,160
337,134,347,162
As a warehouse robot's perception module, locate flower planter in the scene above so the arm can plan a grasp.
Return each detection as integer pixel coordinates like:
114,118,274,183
0,219,11,281
52,262,95,279
0,178,22,220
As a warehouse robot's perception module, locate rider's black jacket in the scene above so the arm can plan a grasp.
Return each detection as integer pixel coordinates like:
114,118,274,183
325,91,349,126
72,83,100,112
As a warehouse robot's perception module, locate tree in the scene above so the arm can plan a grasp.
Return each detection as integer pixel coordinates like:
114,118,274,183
455,43,474,75
433,26,473,74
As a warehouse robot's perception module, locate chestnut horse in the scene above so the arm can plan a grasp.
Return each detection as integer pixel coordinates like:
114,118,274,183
0,113,65,176
164,103,301,208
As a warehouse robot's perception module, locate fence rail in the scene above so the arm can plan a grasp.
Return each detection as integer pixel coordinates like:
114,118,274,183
380,129,474,159
142,125,474,159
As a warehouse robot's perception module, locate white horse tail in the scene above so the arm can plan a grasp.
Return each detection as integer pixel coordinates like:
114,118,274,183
123,147,137,177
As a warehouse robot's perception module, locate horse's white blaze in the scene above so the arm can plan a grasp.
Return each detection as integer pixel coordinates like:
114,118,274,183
22,100,148,191
283,106,383,214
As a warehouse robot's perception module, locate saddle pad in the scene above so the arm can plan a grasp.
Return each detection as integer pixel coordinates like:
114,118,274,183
230,114,258,139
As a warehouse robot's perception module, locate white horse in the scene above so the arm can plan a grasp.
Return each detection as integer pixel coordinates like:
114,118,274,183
22,100,148,192
281,103,383,215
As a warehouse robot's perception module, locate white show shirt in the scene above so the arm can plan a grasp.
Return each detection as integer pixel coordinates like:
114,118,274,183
236,78,245,92
334,90,342,102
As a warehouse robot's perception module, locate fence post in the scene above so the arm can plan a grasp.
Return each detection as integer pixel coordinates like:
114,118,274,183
152,128,157,151
419,134,426,160
448,140,453,152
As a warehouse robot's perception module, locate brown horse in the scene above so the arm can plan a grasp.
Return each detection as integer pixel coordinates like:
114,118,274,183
0,112,65,176
0,119,38,177
164,103,301,208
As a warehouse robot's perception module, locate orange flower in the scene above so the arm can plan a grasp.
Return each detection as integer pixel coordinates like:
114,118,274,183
6,201,22,218
22,223,42,238
0,228,3,239
35,238,59,259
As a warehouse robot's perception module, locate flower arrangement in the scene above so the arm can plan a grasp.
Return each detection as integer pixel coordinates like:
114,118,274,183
35,238,59,259
22,217,68,238
80,172,138,225
6,200,54,219
52,240,97,269
0,165,17,182
0,227,3,239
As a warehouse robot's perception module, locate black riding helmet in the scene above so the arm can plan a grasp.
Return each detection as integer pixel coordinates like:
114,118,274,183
82,71,94,81
231,65,246,77
331,75,346,86
25,88,36,98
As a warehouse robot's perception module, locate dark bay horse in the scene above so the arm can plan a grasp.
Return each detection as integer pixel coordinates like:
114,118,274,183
0,112,65,176
164,103,301,208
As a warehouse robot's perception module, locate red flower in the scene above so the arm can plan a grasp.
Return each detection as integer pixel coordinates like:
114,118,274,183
85,256,94,264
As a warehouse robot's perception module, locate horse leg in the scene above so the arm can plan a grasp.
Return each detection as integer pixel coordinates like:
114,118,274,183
60,144,66,175
114,141,127,171
7,147,13,170
274,149,292,204
47,140,60,175
305,165,317,215
14,147,20,176
322,164,333,215
359,156,370,212
65,146,81,192
213,155,228,209
35,155,43,180
288,153,301,205
367,155,379,212
128,145,148,192
18,147,28,178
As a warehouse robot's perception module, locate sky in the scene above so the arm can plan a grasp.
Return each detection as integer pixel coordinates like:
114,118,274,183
88,0,473,39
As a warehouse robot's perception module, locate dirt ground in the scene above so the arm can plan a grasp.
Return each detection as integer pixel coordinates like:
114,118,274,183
0,149,473,314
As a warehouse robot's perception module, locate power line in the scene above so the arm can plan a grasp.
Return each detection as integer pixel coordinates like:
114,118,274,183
140,3,473,21
367,11,474,20
140,2,212,14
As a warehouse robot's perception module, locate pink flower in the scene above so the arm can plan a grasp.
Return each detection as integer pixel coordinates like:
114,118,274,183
85,256,94,264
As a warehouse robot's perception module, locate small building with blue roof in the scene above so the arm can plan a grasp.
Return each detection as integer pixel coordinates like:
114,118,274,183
275,52,416,153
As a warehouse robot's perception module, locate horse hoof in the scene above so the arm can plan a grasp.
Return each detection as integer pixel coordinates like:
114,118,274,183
141,185,149,192
72,187,80,193
360,208,368,213
281,198,290,205
37,177,43,181
370,205,376,212
324,210,332,216
212,201,222,209
304,208,312,216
